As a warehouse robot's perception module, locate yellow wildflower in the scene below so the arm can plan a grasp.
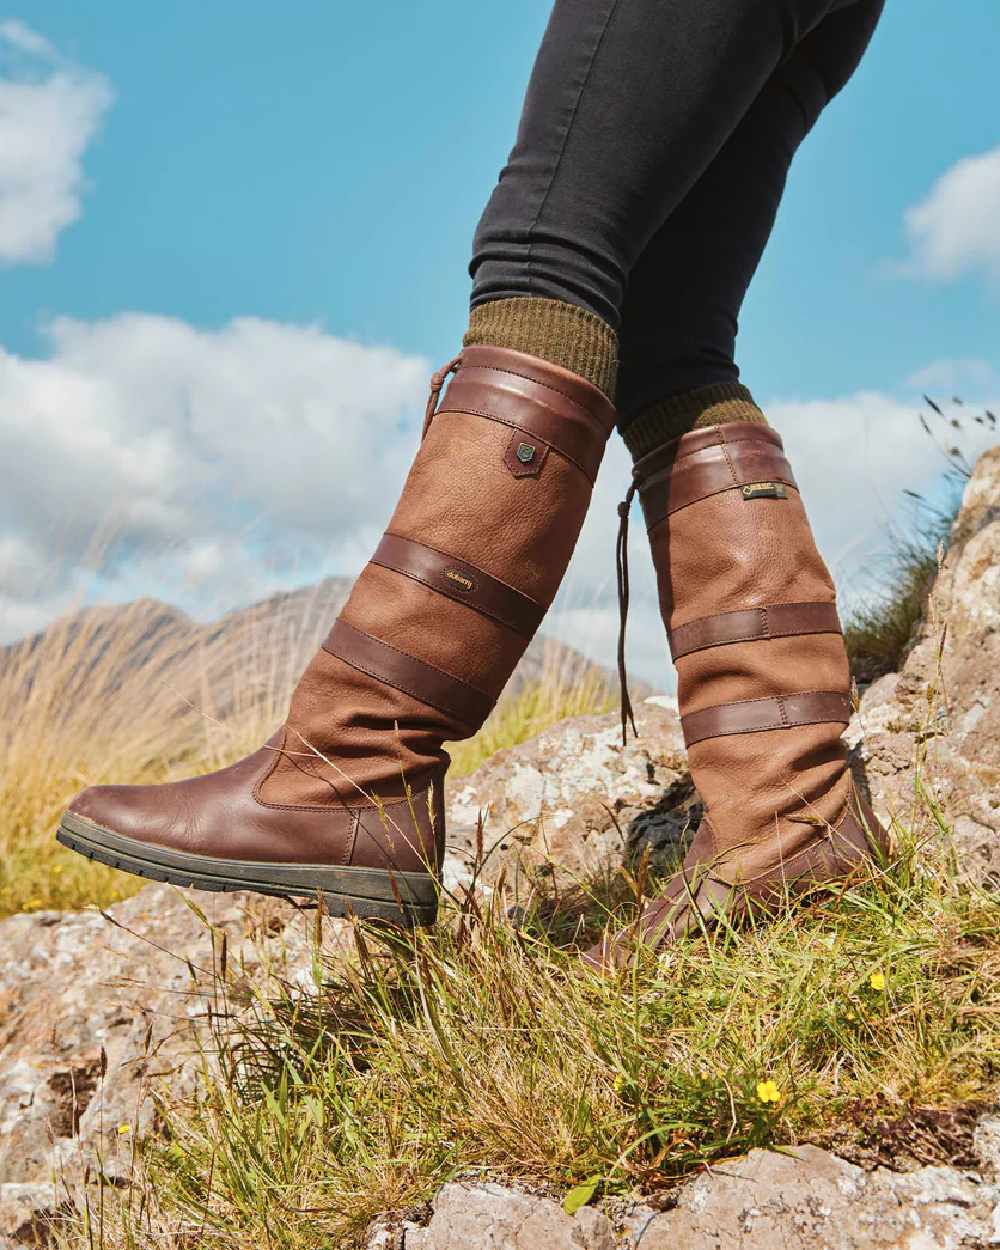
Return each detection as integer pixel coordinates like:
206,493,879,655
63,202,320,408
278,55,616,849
118,1123,131,1135
756,1080,781,1105
868,971,886,991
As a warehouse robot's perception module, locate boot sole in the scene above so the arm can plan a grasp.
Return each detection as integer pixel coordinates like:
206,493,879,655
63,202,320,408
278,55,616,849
57,811,438,927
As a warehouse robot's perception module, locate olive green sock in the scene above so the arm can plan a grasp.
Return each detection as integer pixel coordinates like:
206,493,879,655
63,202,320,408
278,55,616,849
465,297,618,401
621,382,769,461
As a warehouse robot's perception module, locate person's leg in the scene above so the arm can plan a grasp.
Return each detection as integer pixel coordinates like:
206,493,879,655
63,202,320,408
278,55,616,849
60,0,863,924
464,0,848,399
617,0,886,450
589,3,889,968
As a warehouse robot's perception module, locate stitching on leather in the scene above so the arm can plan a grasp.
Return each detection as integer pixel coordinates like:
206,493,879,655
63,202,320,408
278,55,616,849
669,602,841,655
733,804,855,886
441,406,596,481
448,363,612,433
720,440,739,487
324,629,487,729
684,688,847,712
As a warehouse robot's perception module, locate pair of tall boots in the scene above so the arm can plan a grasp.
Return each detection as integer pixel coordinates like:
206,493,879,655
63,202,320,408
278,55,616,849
60,339,888,958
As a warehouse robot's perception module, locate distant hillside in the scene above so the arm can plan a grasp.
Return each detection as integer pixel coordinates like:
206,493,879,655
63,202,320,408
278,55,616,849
3,578,643,724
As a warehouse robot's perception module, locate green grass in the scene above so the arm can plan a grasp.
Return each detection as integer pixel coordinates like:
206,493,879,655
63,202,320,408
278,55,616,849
65,799,1000,1250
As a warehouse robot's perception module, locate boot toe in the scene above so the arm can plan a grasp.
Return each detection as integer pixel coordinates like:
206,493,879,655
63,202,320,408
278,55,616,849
65,783,175,843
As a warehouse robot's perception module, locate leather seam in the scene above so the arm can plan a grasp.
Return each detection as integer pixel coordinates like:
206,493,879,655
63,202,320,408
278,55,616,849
673,626,842,653
685,688,847,710
670,601,839,634
720,440,739,488
452,363,612,434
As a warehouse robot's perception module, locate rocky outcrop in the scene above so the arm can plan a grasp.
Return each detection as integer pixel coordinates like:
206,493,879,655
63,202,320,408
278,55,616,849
0,886,352,1246
849,446,1000,884
445,700,691,890
371,1128,1000,1249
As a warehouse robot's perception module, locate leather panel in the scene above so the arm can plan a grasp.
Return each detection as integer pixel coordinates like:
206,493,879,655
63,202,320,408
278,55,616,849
677,633,850,716
387,409,590,605
68,737,442,872
453,344,617,436
441,373,608,482
341,562,526,704
640,443,797,528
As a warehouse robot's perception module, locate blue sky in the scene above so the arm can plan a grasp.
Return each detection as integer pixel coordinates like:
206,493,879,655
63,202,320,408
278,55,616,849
1,2,998,682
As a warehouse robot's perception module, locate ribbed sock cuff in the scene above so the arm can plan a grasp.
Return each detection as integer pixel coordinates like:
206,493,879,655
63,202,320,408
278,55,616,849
465,297,618,400
621,383,768,461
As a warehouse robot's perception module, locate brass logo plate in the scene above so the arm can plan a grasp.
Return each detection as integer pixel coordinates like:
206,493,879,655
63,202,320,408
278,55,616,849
741,481,787,500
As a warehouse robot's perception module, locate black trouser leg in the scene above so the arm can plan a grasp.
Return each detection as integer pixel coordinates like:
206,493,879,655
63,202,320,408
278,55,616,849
469,0,883,346
616,1,885,424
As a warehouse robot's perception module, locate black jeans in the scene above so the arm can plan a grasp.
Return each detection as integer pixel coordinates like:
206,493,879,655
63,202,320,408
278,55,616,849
469,0,884,423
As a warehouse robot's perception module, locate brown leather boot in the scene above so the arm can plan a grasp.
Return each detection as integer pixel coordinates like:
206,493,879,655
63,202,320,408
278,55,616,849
587,422,890,967
59,346,617,925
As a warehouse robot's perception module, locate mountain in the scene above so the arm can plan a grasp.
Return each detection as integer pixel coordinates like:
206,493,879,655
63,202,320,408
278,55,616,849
2,577,641,724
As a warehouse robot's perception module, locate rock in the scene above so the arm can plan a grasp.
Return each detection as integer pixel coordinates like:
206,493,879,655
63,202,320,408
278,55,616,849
380,1138,1000,1249
635,1144,1000,1249
0,884,352,1239
445,701,690,891
0,1182,58,1249
399,1182,615,1250
852,446,1000,882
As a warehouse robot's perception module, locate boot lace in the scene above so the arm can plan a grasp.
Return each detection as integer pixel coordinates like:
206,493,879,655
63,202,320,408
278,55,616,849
616,480,639,745
422,354,462,439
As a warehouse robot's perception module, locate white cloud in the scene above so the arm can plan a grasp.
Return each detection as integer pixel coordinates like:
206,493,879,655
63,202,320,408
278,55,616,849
0,20,112,264
0,313,429,639
898,145,1000,283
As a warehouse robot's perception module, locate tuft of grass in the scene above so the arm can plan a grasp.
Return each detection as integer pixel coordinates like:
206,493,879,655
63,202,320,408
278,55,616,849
62,804,1000,1250
843,491,958,686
